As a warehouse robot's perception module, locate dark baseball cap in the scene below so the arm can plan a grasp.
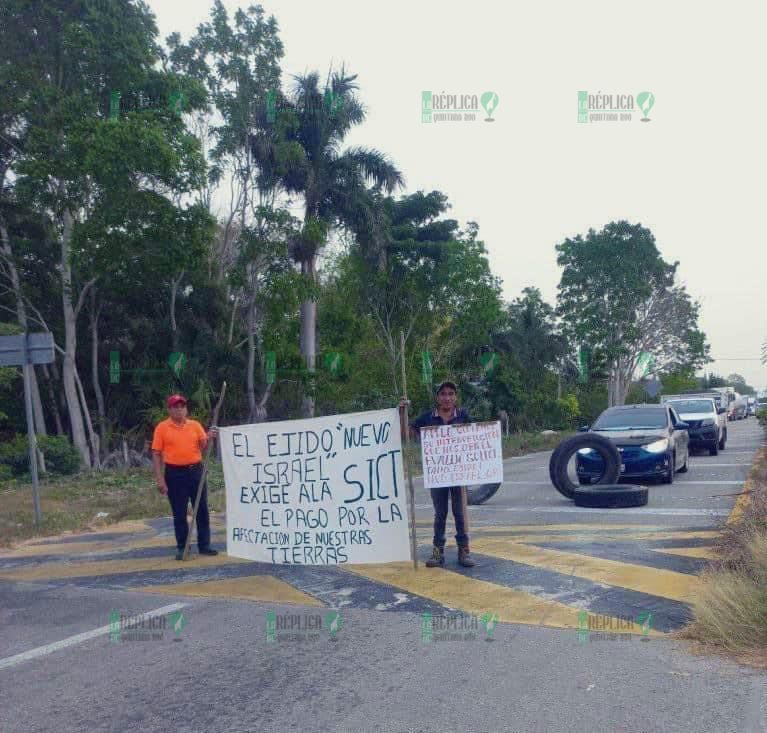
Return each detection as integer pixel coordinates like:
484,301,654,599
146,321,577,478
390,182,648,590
435,380,458,393
166,394,187,407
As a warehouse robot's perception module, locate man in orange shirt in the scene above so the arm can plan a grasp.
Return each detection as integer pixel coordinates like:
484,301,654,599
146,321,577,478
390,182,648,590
152,394,219,560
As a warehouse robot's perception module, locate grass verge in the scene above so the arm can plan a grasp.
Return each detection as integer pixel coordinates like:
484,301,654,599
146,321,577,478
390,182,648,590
0,430,570,548
679,429,767,666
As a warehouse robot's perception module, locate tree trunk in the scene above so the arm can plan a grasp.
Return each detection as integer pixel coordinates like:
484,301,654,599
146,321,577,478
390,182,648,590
246,298,257,422
73,362,101,469
41,364,65,435
60,209,91,467
299,257,317,417
90,289,107,447
0,218,47,436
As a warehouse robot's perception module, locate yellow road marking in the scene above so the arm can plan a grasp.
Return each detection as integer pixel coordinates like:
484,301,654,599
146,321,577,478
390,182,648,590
0,553,248,581
139,575,323,606
652,547,718,560
343,563,662,635
483,530,719,544
470,537,699,603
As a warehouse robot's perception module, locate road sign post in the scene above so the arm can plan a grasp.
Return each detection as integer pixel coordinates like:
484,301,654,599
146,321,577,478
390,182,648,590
0,332,54,526
22,337,41,525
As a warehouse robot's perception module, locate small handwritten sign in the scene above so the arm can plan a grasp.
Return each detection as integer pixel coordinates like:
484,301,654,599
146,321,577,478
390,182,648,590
219,409,410,565
420,421,503,489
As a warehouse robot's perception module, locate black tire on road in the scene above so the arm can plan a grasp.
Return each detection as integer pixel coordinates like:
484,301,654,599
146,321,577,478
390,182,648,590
573,484,649,508
709,442,719,456
719,430,727,450
467,483,501,505
548,433,622,500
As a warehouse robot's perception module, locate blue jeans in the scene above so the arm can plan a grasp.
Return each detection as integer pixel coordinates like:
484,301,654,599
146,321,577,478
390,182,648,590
165,464,211,551
430,486,469,549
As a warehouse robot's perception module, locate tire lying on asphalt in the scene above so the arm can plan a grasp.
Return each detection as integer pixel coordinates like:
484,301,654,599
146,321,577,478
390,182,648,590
467,483,501,505
573,484,649,508
548,433,622,500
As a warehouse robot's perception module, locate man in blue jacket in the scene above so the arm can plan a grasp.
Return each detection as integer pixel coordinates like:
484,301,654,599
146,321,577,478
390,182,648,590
400,381,476,568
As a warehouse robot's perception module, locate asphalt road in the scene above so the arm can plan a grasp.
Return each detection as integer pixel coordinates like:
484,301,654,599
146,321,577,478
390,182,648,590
0,418,765,733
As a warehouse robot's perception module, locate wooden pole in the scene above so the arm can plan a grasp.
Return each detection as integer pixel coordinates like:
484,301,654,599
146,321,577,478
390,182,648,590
461,485,471,547
182,381,227,561
400,331,419,570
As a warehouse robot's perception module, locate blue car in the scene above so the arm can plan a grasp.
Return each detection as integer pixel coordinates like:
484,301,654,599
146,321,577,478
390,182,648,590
576,404,690,485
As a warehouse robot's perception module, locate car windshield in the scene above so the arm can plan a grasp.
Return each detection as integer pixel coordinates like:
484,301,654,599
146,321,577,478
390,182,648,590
667,400,713,413
593,409,667,430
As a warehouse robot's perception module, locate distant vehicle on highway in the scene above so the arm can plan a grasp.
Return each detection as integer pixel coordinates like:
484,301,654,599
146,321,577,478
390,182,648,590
577,404,690,485
728,393,748,420
663,397,725,455
661,391,728,447
747,397,757,416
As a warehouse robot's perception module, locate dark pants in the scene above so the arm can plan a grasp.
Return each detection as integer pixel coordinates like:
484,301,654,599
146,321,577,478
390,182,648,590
165,464,211,551
430,486,469,549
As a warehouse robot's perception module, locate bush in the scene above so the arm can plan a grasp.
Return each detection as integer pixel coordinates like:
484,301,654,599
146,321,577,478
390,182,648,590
38,435,81,475
0,434,80,476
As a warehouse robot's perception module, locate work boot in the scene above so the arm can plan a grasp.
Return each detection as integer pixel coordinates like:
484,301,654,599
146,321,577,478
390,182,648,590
425,546,445,567
458,546,476,568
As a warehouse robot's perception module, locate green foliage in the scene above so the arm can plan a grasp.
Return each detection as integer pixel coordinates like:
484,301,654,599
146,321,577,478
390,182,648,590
37,436,81,475
0,435,80,477
556,220,709,405
661,369,700,396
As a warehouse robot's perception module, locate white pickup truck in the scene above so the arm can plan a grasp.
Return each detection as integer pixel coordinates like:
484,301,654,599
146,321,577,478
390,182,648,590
660,393,727,455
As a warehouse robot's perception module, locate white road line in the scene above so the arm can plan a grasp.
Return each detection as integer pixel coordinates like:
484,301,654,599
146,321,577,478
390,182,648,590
691,463,751,467
675,480,743,485
467,506,729,516
0,602,187,672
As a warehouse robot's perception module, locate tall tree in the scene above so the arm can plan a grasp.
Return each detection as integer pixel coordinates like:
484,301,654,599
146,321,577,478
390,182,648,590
556,221,709,406
265,68,404,414
6,0,211,465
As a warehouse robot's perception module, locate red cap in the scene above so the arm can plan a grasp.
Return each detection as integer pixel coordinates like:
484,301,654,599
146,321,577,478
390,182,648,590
166,394,187,408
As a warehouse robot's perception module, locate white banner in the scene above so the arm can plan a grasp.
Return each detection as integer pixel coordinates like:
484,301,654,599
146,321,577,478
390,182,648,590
421,421,504,489
219,408,411,565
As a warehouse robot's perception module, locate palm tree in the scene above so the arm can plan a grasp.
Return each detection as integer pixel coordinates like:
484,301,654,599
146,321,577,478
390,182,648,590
257,68,403,414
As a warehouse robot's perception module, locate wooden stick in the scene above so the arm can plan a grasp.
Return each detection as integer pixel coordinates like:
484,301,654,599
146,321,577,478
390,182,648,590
182,381,228,561
461,485,471,547
400,331,419,570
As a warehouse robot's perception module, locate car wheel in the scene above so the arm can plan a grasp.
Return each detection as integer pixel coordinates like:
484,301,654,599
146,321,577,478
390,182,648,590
573,484,649,508
679,451,688,473
548,434,622,500
709,441,719,456
661,453,675,484
719,430,726,450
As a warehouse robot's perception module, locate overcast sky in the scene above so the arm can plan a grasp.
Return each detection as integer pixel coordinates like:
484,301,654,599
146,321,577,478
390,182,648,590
148,0,767,393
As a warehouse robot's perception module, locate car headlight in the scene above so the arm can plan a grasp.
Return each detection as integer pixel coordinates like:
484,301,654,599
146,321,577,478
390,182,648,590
642,438,669,453
577,448,596,455
700,419,714,426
